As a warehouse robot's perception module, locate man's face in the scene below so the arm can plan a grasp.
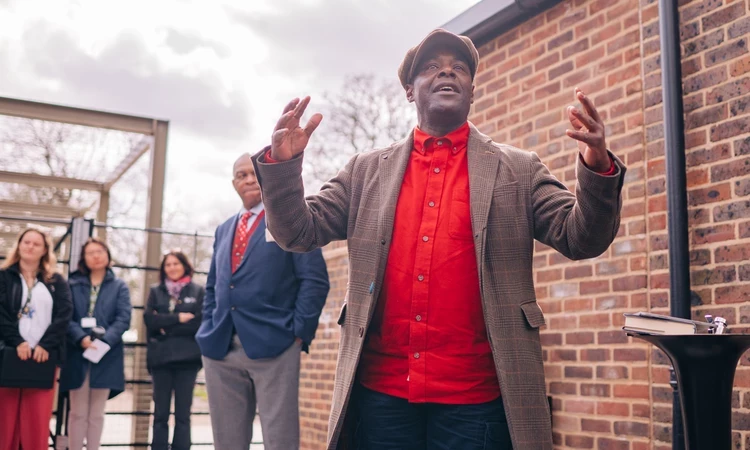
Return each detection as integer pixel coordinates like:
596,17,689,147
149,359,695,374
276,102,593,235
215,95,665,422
232,157,262,209
406,48,474,126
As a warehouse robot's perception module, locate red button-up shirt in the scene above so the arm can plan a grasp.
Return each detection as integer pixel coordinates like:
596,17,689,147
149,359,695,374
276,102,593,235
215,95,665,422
359,122,501,404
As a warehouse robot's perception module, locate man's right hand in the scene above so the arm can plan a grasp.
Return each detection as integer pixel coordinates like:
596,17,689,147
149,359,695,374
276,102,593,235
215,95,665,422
270,96,323,161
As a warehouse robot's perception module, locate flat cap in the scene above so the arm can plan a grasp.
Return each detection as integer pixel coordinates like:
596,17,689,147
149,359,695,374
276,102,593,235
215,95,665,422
397,28,479,90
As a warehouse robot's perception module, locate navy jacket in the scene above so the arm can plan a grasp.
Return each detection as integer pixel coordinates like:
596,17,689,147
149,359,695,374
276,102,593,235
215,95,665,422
59,269,131,397
196,212,330,360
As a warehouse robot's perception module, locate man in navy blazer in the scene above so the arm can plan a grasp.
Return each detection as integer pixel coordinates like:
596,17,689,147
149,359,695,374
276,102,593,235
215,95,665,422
196,153,330,450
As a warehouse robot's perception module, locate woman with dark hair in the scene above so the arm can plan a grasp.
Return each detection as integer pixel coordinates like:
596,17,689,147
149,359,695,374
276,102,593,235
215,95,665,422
0,229,73,450
144,250,204,450
59,237,132,450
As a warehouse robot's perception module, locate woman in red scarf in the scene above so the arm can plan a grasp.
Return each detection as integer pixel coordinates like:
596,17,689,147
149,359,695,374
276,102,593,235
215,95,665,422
144,251,205,450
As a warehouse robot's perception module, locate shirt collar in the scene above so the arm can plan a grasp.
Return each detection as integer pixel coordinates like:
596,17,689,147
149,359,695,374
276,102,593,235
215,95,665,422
413,122,470,155
239,202,265,218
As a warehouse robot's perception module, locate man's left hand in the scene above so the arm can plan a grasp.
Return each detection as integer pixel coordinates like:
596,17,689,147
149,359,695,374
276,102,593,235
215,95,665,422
565,88,610,172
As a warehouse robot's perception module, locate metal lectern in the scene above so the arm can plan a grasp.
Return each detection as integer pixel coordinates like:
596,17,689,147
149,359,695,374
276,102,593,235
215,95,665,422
630,334,750,450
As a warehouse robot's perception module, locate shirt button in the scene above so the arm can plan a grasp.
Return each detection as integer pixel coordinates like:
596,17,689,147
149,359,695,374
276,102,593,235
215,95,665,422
231,306,236,311
414,352,420,359
437,140,443,146
422,236,429,242
416,315,422,322
434,168,440,173
381,239,386,245
229,285,234,289
428,201,435,207
417,275,424,282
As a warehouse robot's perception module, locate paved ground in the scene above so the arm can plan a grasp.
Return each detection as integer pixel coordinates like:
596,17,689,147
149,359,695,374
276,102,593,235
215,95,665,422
50,389,264,449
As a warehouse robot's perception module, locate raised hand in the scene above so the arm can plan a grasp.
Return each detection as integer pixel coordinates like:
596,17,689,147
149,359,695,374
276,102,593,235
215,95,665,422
270,96,323,161
565,88,611,173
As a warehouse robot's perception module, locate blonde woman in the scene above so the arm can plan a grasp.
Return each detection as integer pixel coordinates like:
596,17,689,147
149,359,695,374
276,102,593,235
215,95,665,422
0,229,73,450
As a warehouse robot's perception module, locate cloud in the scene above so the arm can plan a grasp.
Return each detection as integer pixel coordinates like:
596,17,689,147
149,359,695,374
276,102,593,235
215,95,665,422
17,22,252,142
165,29,231,58
229,0,475,91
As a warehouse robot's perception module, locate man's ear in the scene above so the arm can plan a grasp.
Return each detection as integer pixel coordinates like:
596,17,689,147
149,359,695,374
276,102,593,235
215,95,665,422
470,84,475,105
405,85,415,103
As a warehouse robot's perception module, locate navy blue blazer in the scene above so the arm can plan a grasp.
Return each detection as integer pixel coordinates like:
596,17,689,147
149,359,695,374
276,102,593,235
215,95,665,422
59,269,132,398
196,212,329,360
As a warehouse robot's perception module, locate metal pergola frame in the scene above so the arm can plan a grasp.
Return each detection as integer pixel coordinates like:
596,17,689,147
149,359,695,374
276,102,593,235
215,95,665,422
0,95,169,446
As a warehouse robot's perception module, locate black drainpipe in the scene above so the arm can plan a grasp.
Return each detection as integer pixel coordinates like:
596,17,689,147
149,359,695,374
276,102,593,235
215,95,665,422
657,0,690,449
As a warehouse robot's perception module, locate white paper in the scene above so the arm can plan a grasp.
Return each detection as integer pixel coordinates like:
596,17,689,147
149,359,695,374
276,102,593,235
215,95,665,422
82,339,111,364
81,317,97,328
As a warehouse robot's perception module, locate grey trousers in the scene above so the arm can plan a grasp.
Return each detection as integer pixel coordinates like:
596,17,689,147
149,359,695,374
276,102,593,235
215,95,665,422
68,369,111,450
203,336,301,450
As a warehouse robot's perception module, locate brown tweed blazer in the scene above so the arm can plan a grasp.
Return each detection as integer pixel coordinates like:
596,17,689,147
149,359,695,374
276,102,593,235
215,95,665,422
253,123,626,450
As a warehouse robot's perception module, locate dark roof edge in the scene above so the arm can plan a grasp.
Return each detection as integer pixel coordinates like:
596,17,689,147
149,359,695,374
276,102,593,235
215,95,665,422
443,0,565,47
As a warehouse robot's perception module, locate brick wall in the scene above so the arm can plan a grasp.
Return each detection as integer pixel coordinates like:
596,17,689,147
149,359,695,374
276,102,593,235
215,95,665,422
300,240,346,449
468,0,750,448
298,0,750,448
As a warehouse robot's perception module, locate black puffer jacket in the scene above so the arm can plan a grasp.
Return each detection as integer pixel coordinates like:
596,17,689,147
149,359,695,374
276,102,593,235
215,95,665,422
0,264,73,364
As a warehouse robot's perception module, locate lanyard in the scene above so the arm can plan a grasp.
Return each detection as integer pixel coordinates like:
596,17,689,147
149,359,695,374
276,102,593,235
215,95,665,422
18,278,38,319
88,284,101,317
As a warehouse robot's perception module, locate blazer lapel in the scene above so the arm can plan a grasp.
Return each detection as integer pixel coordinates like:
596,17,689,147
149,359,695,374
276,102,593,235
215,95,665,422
467,124,501,274
234,215,266,274
221,215,240,274
374,135,413,299
467,124,501,234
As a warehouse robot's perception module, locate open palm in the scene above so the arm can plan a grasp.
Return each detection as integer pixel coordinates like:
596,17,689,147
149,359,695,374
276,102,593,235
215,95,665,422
271,96,323,161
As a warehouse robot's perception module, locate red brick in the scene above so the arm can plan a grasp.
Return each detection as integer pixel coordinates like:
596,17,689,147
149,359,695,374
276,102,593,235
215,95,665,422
707,76,750,105
710,117,750,142
691,265,737,285
687,182,732,206
711,156,750,182
613,421,650,437
565,434,594,449
614,384,649,399
582,418,611,433
716,285,750,304
684,28,725,58
705,38,749,68
692,224,736,244
581,383,611,397
597,401,629,416
716,243,750,263
702,2,747,32
576,45,606,68
548,30,574,51
684,66,728,94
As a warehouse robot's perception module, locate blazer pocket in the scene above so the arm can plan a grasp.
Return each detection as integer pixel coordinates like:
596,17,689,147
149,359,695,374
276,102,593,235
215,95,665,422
337,302,347,326
520,301,546,329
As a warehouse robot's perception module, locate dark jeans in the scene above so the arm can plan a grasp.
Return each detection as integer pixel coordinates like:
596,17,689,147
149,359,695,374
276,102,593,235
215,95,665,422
355,385,512,450
151,366,200,450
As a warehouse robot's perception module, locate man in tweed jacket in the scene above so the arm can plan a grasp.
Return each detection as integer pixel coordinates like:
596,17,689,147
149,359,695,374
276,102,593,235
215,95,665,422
252,29,626,450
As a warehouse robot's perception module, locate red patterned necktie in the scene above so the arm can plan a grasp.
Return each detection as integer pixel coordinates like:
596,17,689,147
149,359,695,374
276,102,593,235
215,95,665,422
231,210,265,273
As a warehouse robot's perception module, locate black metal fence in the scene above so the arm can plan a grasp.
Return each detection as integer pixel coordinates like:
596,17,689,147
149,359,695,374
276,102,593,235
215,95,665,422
0,215,266,449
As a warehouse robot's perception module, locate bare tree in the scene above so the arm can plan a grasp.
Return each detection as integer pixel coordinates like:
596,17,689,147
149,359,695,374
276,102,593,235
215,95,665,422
303,74,416,190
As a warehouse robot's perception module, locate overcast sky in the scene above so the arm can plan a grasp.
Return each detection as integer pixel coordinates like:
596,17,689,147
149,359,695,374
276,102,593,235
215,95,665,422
0,0,480,232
